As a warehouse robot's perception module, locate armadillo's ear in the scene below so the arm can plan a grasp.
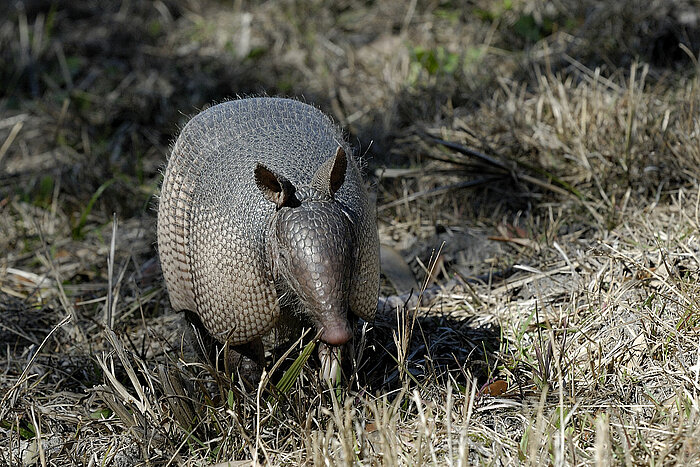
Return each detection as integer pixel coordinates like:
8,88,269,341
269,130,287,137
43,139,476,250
255,164,300,210
312,146,347,198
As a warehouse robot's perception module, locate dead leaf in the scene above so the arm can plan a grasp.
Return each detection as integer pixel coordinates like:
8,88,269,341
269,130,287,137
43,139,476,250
380,244,418,294
478,379,508,397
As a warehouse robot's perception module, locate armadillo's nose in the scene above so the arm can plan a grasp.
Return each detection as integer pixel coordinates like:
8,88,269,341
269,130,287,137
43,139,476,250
320,322,352,346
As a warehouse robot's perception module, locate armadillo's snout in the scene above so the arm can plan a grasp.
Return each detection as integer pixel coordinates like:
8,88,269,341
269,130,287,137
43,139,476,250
274,198,356,347
320,321,352,346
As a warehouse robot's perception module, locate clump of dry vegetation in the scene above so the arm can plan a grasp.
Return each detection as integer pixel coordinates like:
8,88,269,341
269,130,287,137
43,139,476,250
1,0,699,465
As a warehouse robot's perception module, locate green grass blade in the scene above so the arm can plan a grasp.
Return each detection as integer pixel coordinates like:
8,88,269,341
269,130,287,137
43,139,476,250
72,178,117,239
273,340,316,396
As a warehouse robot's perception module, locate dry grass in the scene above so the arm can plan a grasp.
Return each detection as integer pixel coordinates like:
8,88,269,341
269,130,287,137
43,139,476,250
1,0,699,465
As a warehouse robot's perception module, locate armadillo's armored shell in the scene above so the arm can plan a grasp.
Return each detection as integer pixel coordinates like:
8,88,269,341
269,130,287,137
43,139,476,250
157,98,379,345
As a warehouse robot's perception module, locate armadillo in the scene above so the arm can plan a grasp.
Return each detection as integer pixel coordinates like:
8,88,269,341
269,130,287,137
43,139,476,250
157,97,380,380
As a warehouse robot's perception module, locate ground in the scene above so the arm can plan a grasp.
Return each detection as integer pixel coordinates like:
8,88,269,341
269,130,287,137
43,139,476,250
1,0,700,465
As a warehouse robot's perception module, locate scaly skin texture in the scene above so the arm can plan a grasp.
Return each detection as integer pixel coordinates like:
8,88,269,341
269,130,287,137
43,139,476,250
157,98,380,353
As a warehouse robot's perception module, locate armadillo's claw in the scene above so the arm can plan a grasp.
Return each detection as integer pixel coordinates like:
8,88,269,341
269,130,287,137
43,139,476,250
318,342,341,384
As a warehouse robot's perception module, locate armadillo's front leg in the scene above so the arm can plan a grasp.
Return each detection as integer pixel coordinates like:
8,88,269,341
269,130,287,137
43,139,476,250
318,314,358,384
318,342,342,384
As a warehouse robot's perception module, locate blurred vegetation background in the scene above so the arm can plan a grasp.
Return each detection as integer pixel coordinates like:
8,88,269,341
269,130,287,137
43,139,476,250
1,0,698,229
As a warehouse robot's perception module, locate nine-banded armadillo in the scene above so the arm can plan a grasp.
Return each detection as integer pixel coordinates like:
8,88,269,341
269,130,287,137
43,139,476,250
157,97,380,381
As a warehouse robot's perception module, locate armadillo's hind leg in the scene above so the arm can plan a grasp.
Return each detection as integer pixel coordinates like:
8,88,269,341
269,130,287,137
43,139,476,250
184,309,265,389
184,309,219,366
224,338,265,390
